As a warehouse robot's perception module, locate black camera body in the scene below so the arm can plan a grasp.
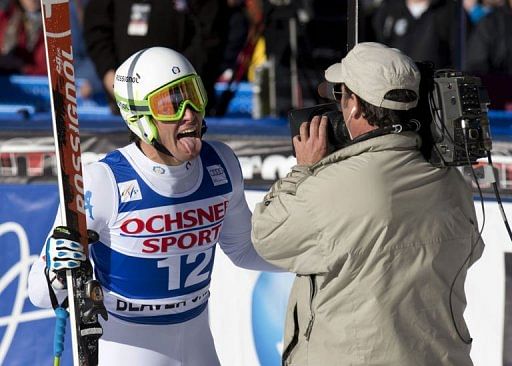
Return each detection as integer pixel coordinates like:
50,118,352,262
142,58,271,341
287,103,349,156
287,63,492,167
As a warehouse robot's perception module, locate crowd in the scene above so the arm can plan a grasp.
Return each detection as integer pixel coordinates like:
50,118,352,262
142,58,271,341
0,0,511,112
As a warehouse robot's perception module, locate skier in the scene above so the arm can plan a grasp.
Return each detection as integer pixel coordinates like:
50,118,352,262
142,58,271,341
28,47,279,366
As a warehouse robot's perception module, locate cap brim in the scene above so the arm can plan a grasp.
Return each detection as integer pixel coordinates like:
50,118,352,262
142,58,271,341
325,62,343,83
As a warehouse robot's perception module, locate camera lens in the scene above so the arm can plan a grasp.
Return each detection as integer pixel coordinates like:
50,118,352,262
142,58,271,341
468,129,479,140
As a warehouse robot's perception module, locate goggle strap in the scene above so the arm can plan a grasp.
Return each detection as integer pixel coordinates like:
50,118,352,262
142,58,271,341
115,92,152,115
128,105,151,113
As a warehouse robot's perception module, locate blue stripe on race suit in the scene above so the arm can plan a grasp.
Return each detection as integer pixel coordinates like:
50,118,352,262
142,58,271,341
109,301,208,325
91,242,216,299
101,142,233,212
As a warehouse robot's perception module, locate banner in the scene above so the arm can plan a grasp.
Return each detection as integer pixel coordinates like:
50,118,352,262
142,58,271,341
5,131,512,194
1,185,511,365
0,184,69,365
0,128,295,189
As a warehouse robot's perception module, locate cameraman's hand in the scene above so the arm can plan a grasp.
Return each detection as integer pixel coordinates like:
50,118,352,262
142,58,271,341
293,115,328,165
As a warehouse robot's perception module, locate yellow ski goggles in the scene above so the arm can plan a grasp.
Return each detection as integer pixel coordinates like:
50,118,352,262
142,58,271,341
116,74,208,122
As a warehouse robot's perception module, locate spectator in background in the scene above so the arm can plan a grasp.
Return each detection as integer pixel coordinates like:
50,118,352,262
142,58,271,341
465,0,494,23
0,0,46,75
69,0,103,100
361,0,385,42
466,0,512,109
372,0,464,69
464,0,504,24
466,0,512,74
209,0,263,116
261,0,306,114
216,0,250,83
245,0,267,85
83,0,228,114
262,0,346,114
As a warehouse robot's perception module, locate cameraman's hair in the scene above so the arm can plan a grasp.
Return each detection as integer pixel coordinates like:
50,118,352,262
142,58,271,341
344,86,416,128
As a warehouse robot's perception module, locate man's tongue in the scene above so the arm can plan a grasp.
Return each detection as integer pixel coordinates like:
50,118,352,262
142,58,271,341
178,137,198,154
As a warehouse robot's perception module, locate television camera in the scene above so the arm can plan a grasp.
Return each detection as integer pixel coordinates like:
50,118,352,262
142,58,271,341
288,62,493,168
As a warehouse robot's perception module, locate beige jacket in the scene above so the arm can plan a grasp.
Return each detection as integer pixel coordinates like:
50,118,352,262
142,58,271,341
252,132,483,366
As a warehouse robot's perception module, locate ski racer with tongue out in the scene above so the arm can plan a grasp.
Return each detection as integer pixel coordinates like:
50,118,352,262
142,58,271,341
28,47,280,366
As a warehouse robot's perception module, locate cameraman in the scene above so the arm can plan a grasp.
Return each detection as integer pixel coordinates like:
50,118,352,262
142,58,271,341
251,42,483,366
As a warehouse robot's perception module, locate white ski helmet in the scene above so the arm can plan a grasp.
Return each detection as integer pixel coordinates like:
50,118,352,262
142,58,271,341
114,47,208,144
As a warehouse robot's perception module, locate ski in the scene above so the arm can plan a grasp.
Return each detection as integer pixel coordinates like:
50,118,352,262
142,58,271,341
40,1,106,365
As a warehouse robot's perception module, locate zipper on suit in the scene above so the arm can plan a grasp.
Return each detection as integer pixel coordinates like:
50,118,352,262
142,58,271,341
304,274,317,340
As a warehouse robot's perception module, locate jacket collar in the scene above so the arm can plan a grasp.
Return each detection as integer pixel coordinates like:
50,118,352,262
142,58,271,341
312,132,421,169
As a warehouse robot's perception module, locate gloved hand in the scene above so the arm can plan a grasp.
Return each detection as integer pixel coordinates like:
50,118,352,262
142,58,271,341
45,226,87,272
45,226,99,291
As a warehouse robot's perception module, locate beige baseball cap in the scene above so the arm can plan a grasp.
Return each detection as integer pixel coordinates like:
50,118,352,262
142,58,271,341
320,42,420,111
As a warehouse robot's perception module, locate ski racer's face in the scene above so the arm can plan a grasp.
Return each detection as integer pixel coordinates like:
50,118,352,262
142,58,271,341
154,107,203,164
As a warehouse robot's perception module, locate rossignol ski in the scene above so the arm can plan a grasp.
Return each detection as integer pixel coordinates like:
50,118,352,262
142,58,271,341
40,1,107,365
